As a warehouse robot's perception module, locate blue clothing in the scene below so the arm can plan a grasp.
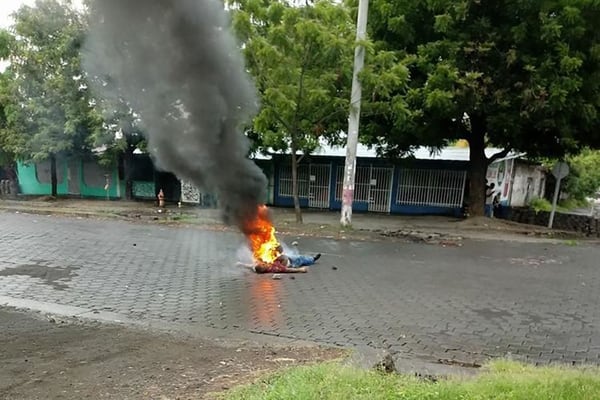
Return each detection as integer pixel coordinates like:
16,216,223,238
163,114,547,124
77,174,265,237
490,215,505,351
288,254,316,268
485,204,493,217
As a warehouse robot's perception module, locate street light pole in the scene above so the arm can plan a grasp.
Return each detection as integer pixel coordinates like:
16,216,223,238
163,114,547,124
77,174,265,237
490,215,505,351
340,0,369,227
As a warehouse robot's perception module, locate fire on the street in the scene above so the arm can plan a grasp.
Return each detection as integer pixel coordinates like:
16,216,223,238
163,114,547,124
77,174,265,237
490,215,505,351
245,205,281,264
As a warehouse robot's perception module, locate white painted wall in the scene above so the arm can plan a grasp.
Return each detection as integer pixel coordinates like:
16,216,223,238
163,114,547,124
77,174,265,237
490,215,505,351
508,162,546,207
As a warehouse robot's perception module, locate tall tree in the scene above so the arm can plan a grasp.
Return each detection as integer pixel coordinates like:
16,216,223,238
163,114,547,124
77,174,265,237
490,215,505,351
4,0,100,196
228,0,355,223
88,96,145,199
563,149,600,202
359,0,600,216
0,73,16,180
0,30,15,177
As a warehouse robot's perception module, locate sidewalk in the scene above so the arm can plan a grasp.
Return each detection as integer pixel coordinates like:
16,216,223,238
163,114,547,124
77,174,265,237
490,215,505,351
0,197,585,242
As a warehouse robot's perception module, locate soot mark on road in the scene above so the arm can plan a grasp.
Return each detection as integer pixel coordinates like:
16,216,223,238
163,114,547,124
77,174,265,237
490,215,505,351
0,264,79,290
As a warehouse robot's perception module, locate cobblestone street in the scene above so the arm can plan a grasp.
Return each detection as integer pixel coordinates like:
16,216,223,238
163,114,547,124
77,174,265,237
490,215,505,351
1,212,600,366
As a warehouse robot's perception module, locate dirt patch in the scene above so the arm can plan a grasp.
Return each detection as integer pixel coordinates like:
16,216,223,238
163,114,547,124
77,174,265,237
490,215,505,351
0,308,344,400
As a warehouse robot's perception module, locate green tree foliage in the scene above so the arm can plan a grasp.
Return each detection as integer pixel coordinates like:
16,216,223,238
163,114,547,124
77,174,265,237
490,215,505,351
228,0,355,222
359,0,600,216
564,149,600,201
0,74,14,170
0,30,15,171
88,96,146,199
4,0,101,196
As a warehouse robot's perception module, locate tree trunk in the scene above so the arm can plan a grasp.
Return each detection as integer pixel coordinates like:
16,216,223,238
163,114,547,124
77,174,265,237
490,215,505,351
290,144,303,224
50,153,58,197
467,121,488,217
123,149,134,200
6,164,18,198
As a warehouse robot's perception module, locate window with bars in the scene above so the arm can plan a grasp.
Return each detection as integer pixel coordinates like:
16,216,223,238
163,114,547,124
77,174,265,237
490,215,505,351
278,165,309,198
396,169,466,207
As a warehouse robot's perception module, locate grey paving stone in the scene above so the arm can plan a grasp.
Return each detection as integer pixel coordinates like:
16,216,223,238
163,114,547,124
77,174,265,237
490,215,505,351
1,212,600,365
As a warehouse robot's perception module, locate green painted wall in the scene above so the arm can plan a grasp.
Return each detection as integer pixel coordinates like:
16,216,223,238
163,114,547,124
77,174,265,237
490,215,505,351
17,158,120,198
132,180,155,199
17,161,68,195
79,161,120,198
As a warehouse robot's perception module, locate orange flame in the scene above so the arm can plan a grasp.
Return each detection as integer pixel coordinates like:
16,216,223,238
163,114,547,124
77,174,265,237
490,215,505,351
245,205,281,263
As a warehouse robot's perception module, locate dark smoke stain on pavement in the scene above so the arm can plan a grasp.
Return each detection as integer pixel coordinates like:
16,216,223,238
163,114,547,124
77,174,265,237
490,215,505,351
0,264,79,290
83,0,267,232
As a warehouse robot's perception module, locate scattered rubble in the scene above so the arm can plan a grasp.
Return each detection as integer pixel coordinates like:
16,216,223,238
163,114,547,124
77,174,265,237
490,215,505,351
377,229,463,246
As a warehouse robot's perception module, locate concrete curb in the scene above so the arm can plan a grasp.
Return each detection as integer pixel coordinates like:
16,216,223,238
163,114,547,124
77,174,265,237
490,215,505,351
0,295,320,350
344,345,481,378
0,295,483,378
1,205,588,244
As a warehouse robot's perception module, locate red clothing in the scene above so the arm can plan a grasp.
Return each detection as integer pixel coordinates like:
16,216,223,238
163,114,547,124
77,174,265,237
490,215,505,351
255,260,288,274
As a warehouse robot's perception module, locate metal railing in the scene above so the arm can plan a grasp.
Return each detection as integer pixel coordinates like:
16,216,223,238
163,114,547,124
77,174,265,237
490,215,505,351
396,169,466,208
278,165,309,198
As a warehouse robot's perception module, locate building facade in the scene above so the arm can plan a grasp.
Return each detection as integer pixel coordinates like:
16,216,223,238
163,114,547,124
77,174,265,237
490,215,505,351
15,146,546,216
270,155,468,215
17,157,121,199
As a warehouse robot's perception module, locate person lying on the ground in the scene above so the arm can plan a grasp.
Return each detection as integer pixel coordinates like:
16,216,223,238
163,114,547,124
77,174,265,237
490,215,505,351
237,260,308,274
275,245,321,268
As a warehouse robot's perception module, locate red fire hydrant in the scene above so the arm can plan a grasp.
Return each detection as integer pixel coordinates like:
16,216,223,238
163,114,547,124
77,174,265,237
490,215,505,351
157,189,165,208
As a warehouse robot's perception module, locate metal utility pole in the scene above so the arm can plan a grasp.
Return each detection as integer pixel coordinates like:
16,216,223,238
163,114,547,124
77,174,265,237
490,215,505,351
340,0,369,227
548,162,569,229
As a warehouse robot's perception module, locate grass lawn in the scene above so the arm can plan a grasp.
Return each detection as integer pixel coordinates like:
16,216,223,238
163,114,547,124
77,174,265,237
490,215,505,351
223,360,600,400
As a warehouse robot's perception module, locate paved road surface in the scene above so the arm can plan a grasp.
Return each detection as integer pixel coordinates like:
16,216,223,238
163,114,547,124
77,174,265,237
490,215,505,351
1,212,599,366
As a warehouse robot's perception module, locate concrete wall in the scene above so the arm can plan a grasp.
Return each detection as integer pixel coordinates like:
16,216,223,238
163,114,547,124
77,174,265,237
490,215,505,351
503,207,599,237
509,163,546,207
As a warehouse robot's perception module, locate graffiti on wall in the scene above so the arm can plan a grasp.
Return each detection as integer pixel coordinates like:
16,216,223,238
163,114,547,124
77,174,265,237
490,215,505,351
181,180,201,204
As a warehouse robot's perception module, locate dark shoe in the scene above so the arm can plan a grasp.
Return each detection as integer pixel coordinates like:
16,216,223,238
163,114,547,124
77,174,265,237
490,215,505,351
314,253,321,261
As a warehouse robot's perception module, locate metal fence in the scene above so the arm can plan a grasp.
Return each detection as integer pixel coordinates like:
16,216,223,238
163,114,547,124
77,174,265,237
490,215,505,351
278,164,309,198
335,165,394,212
278,164,331,208
396,169,466,208
308,164,331,208
335,165,370,202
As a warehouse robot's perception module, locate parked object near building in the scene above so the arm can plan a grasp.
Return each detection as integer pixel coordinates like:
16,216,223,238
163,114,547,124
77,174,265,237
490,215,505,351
0,179,16,197
157,189,165,208
488,158,546,208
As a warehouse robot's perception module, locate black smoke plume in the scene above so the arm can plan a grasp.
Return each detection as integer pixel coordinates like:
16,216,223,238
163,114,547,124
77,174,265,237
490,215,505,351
82,0,267,232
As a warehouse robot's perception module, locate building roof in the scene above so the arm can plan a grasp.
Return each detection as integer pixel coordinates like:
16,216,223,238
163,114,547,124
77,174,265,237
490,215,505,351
256,143,523,162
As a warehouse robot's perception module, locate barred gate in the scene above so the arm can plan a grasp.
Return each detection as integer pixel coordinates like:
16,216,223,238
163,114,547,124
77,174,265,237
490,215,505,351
278,164,331,209
278,165,309,198
335,165,394,213
369,167,393,212
396,169,466,208
308,164,331,209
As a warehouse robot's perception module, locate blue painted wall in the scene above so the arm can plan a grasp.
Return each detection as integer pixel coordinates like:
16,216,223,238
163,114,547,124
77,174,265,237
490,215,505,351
271,155,468,216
